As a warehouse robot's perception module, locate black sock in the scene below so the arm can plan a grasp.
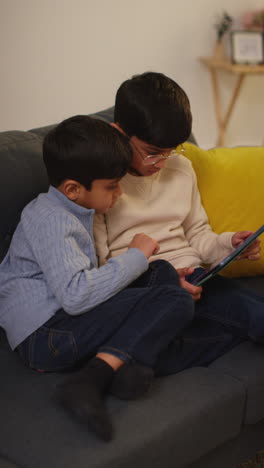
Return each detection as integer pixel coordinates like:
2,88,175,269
110,362,154,400
54,357,114,442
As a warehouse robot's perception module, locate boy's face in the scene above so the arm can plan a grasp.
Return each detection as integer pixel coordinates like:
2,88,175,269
59,178,122,214
78,179,123,213
112,124,174,177
129,136,173,176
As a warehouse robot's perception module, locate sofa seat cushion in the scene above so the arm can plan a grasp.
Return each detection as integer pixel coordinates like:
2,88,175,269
0,338,245,468
209,276,264,425
0,458,19,468
210,341,264,425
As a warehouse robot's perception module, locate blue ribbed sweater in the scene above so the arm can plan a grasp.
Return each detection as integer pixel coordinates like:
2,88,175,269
0,186,148,349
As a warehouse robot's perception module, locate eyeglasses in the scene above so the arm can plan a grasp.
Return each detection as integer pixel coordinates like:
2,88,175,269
131,139,185,166
142,145,185,166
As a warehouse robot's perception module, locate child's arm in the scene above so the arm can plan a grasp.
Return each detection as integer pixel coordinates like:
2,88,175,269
28,212,157,316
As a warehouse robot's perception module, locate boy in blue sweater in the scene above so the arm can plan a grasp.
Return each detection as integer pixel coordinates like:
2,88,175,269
0,116,194,441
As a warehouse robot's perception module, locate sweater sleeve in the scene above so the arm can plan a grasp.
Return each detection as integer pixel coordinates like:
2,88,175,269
182,166,234,265
27,212,148,315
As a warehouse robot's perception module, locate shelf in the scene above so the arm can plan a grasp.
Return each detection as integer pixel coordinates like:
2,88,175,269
199,56,264,146
200,57,264,75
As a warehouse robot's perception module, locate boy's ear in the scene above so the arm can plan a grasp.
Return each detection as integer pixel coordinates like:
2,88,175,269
60,180,81,201
111,122,126,135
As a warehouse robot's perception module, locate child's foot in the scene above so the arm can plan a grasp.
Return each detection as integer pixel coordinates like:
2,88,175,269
110,362,154,400
54,357,114,442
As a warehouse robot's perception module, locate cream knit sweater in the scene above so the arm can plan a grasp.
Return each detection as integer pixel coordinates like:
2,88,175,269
94,155,234,269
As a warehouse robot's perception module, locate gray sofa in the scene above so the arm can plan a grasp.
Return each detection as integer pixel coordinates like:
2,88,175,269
1,108,264,468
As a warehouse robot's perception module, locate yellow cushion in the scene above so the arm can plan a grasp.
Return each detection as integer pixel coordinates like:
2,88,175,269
183,143,264,277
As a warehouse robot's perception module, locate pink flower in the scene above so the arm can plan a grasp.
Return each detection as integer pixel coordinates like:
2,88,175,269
241,9,264,30
241,11,255,28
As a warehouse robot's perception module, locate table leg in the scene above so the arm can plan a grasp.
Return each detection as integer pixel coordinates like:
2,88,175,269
210,69,224,146
210,69,245,146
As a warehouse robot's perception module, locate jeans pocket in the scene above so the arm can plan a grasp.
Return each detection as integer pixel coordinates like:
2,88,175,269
22,327,78,371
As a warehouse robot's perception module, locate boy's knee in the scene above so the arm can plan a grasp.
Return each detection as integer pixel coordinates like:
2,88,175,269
150,260,180,284
158,285,194,323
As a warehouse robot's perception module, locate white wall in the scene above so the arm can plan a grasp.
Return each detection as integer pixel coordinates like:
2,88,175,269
1,0,263,148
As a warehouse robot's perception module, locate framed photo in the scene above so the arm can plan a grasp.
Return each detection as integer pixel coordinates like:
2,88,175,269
231,30,264,64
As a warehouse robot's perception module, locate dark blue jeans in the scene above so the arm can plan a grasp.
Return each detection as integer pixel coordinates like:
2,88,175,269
17,260,264,374
155,266,264,375
17,261,194,372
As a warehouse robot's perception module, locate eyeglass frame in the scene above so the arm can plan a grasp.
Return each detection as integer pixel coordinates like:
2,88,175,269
130,138,185,166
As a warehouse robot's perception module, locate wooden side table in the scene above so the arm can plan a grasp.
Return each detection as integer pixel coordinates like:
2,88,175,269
200,57,264,146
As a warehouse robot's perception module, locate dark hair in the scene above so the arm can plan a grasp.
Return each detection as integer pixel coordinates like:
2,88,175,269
114,72,192,148
43,115,132,189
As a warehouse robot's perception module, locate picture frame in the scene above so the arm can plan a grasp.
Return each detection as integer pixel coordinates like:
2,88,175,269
230,30,264,64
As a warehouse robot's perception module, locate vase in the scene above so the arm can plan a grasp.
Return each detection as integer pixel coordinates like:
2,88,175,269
213,41,225,60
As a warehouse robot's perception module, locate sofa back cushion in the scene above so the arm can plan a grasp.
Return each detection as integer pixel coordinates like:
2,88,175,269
29,107,116,138
0,131,49,262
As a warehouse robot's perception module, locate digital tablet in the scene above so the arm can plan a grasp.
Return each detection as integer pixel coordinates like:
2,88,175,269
192,225,264,287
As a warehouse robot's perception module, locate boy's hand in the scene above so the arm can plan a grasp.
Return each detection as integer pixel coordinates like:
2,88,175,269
231,231,261,261
177,267,202,301
129,233,160,259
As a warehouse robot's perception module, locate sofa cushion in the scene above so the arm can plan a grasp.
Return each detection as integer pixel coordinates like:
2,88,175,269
210,341,264,425
183,143,264,278
29,107,116,138
209,275,264,426
0,132,49,262
0,340,245,468
0,458,19,468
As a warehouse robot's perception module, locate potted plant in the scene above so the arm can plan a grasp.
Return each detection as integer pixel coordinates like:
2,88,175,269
213,12,233,59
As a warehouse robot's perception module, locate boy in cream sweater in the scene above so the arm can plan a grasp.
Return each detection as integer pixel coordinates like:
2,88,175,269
94,72,264,375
